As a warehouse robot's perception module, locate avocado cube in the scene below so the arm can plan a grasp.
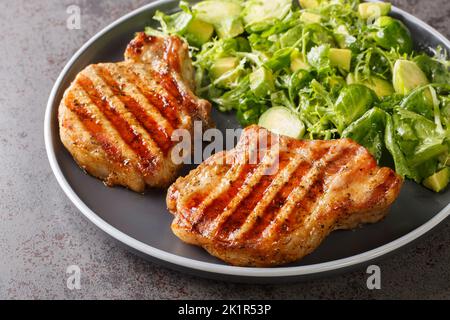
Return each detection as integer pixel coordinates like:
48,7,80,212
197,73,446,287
423,168,450,193
299,0,321,9
329,48,352,72
185,18,214,47
300,12,322,24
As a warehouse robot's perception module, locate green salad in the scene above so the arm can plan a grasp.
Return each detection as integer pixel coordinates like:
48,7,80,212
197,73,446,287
146,0,450,192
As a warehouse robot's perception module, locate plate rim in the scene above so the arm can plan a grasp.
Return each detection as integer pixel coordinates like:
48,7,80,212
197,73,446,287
45,0,450,278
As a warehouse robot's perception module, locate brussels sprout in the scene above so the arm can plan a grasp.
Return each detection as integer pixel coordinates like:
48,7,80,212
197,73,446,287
193,1,244,38
250,67,275,97
259,107,305,139
358,2,391,20
372,16,413,54
243,0,292,32
414,54,450,84
393,60,429,95
332,84,376,133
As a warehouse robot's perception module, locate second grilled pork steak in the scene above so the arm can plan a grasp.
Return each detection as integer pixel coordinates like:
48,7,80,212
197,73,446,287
59,34,212,192
168,126,403,267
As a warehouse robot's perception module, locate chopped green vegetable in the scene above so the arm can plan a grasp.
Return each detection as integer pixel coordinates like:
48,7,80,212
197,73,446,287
242,0,292,32
300,12,322,24
393,60,429,95
342,108,388,160
329,48,352,71
210,57,240,87
291,51,311,72
193,0,244,38
371,16,413,54
423,168,450,193
348,73,395,98
358,2,391,20
250,67,275,97
185,18,214,47
332,84,376,133
259,107,306,139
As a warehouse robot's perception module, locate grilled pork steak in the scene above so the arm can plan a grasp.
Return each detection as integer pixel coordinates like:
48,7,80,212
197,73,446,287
59,33,212,192
167,125,403,267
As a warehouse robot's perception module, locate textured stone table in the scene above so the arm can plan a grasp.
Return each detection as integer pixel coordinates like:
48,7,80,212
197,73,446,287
0,0,449,299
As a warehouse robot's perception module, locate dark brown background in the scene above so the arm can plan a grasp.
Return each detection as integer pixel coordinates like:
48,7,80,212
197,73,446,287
0,0,449,299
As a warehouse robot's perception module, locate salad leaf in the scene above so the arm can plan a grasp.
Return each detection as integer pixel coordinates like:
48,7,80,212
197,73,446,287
342,108,388,161
332,84,376,133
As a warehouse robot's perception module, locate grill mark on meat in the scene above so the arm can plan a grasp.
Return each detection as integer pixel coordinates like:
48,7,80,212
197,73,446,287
364,169,400,209
193,164,258,234
273,145,362,238
205,144,282,238
298,148,374,235
93,65,173,155
164,37,182,74
242,143,354,241
216,152,292,240
235,144,331,241
149,68,200,116
116,64,182,128
230,146,315,240
76,74,158,174
151,69,184,103
64,92,124,164
191,133,275,232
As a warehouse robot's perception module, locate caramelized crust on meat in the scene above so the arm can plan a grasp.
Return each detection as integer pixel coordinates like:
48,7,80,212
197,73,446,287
167,126,403,267
59,33,212,192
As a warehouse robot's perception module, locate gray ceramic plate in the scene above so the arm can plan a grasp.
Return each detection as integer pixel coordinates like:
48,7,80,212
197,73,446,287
45,0,450,282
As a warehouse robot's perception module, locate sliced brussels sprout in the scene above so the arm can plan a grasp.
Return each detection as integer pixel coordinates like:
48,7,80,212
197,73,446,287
393,60,429,95
250,67,275,97
332,84,376,133
259,107,305,139
358,2,391,20
372,16,413,54
193,1,244,38
243,0,292,32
